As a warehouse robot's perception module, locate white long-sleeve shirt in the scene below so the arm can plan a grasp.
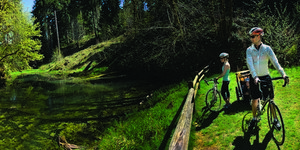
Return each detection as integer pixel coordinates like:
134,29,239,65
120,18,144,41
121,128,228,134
246,43,286,78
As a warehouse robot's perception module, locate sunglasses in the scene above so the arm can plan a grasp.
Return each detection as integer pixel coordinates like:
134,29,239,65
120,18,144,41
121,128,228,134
220,57,225,59
250,35,258,38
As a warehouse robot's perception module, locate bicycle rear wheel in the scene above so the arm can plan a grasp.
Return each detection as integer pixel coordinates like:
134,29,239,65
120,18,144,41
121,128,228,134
205,89,222,112
267,102,285,145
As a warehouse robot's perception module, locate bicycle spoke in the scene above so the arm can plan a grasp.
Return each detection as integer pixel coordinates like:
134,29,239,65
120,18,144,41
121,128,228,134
267,102,285,145
206,89,221,112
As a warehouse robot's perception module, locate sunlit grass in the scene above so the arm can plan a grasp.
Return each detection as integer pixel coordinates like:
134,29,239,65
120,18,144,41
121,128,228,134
192,66,300,149
39,35,125,72
98,81,189,149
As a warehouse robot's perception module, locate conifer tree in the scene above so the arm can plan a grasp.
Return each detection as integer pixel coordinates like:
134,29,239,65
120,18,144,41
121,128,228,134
0,0,43,72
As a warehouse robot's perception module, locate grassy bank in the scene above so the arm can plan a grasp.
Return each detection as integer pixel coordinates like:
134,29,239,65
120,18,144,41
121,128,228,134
95,66,300,149
97,81,190,149
42,66,298,149
2,65,299,149
191,66,300,149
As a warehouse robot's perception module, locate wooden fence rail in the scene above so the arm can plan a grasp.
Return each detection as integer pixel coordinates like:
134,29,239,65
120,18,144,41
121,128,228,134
169,65,209,150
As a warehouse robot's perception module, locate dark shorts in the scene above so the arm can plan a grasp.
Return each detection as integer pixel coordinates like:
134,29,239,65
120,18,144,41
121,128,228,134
249,75,274,100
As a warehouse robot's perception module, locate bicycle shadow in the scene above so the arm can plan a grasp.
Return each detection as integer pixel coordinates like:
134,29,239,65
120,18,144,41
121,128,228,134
195,106,220,131
232,114,281,150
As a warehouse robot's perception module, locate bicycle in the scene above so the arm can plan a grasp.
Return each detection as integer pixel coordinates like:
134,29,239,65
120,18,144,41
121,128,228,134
242,76,288,145
204,78,222,112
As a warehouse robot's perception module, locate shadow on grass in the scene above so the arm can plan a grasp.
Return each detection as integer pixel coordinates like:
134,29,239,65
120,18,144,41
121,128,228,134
223,99,252,115
195,106,220,131
158,94,188,150
233,113,281,150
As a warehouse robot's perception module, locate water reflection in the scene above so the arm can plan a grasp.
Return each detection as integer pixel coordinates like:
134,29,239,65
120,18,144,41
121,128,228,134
10,89,17,101
0,74,161,149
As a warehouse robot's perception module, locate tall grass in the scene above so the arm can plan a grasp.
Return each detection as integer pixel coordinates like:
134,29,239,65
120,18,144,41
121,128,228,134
97,81,190,149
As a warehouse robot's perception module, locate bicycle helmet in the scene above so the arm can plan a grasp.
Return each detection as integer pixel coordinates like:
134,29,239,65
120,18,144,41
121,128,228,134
219,52,229,58
249,27,264,36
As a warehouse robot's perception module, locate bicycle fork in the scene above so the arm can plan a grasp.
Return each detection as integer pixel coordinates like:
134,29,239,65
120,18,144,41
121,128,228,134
269,100,278,120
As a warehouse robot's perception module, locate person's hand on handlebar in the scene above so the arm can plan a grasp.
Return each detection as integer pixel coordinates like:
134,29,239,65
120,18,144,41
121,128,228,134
254,76,260,85
283,75,289,84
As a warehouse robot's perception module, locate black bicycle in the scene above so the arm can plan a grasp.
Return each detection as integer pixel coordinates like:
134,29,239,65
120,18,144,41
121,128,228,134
242,76,288,145
204,78,222,112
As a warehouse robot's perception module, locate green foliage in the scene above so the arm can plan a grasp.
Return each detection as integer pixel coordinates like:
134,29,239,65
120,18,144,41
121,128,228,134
51,48,64,63
233,0,299,67
261,3,299,66
0,0,43,72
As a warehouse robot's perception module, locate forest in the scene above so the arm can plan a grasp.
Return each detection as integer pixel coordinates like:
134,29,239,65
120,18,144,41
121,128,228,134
1,0,300,149
0,0,299,79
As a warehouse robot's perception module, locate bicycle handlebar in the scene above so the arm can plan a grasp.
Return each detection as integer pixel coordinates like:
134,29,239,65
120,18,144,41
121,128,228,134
258,76,289,87
204,78,219,85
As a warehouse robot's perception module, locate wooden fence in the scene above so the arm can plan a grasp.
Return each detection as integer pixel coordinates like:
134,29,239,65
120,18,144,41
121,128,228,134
168,65,209,150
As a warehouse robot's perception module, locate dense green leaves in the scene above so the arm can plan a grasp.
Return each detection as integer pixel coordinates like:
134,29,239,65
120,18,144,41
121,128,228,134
29,0,300,77
233,0,299,67
0,0,43,72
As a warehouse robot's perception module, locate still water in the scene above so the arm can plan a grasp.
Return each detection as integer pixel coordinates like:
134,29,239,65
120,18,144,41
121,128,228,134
0,74,163,149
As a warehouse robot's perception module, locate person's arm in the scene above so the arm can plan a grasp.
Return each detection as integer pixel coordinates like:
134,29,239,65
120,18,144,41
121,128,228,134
216,64,229,80
267,47,286,77
246,49,257,78
267,47,289,84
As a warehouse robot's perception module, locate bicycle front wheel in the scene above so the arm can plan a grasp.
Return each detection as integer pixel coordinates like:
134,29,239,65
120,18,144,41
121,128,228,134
267,102,285,145
205,89,222,112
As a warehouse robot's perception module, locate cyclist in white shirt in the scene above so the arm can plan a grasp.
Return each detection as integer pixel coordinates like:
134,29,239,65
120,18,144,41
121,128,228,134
246,27,289,130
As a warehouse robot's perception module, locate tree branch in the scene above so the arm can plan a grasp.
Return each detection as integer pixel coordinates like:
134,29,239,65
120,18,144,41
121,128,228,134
0,50,21,63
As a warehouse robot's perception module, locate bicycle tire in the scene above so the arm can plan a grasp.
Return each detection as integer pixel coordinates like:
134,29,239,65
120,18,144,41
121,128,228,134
205,89,222,112
267,102,285,145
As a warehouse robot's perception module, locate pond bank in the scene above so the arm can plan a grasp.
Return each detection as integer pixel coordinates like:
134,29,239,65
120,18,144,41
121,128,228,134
0,70,172,149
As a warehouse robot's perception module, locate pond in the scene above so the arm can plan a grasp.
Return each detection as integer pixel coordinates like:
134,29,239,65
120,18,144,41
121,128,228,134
0,74,164,149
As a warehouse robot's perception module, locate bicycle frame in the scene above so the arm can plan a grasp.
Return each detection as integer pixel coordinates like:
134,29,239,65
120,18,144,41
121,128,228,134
205,78,219,89
255,76,288,145
205,78,219,96
256,77,286,120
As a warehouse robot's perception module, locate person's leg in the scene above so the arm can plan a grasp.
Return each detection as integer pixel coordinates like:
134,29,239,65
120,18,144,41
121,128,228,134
221,82,227,102
252,98,259,118
249,76,261,129
221,81,230,107
225,81,230,104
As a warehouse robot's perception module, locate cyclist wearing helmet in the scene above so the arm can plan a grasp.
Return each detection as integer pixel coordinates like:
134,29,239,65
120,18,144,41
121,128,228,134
246,27,289,130
216,52,231,109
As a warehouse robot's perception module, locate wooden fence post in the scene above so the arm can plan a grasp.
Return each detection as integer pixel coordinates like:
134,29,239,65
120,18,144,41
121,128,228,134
168,88,195,150
168,65,209,150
